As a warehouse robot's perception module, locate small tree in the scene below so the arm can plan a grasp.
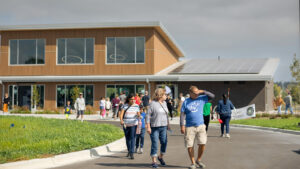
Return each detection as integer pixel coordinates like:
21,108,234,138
273,84,281,98
70,86,83,106
290,86,300,104
32,85,40,110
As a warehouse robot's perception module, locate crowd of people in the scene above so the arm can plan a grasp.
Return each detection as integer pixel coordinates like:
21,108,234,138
273,92,294,115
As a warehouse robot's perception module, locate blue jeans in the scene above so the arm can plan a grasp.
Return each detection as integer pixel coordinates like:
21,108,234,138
124,125,137,153
285,104,294,114
220,115,231,134
136,128,146,148
150,126,168,157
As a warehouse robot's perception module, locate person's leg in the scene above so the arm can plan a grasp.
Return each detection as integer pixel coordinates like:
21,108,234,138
168,107,173,120
204,115,209,132
278,105,281,115
220,116,225,135
124,127,130,153
158,126,168,159
150,127,159,163
225,116,231,134
285,104,289,115
128,126,137,154
185,127,196,165
197,145,205,162
289,105,294,114
136,134,140,150
140,128,145,149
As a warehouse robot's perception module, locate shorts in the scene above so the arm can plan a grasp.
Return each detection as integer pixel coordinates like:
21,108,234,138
184,125,207,148
100,106,105,110
77,110,84,115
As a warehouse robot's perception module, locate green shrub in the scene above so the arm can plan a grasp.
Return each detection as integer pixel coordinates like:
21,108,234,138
84,105,97,115
269,115,277,119
255,114,262,118
261,113,270,117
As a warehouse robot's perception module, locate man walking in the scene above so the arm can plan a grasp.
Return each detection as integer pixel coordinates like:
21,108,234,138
180,86,215,169
75,93,86,122
284,92,294,115
142,91,150,109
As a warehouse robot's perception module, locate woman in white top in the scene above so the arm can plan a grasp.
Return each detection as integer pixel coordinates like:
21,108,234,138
105,97,112,118
74,93,85,122
120,93,141,160
99,97,106,119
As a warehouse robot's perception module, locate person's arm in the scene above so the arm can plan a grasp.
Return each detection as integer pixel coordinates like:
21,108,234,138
146,104,152,134
120,109,125,125
180,111,186,134
230,101,235,110
197,90,215,100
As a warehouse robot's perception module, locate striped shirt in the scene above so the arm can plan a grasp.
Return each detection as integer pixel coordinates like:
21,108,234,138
122,103,140,126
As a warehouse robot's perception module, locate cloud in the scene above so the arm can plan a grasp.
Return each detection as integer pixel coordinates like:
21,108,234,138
0,0,299,81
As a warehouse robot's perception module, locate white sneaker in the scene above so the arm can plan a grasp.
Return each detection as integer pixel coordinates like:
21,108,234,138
225,134,230,138
139,148,143,154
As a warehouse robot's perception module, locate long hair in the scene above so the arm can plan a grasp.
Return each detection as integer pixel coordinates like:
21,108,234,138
222,93,227,105
125,93,135,104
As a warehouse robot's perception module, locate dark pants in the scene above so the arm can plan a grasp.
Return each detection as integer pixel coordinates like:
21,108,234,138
168,107,173,119
203,114,210,131
136,128,146,148
124,125,137,153
220,115,231,134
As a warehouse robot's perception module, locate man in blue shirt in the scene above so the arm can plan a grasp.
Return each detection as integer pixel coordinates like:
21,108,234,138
180,86,215,169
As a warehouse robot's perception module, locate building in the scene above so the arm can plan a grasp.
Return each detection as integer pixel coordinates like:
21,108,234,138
0,21,278,111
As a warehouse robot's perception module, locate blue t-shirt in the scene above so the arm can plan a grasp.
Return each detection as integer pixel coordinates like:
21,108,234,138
181,95,208,127
140,112,146,128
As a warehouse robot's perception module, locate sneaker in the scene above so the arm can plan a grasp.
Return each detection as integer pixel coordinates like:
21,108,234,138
189,164,196,169
196,161,206,168
130,153,134,159
220,134,225,137
139,148,143,154
158,157,166,166
152,163,158,168
225,134,230,138
126,152,130,157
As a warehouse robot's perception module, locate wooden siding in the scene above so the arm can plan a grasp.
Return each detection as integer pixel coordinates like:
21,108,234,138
153,30,179,74
0,28,160,76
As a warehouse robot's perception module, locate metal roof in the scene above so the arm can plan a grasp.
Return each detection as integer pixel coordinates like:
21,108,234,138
170,58,268,74
0,21,185,57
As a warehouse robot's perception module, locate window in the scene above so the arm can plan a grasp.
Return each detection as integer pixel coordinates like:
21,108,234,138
56,85,94,108
106,84,145,100
57,38,94,64
10,39,45,65
106,37,145,64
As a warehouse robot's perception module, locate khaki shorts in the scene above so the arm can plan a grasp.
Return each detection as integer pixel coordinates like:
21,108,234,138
184,125,207,148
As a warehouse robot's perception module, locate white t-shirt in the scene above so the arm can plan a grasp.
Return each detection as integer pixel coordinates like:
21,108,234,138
122,104,139,126
74,98,85,111
100,100,106,107
105,101,112,109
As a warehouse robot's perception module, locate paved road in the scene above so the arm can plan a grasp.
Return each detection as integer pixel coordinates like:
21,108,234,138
53,121,300,169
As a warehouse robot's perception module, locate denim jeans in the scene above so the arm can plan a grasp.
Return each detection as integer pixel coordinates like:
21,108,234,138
277,105,282,114
220,115,231,134
150,126,168,157
136,128,146,148
285,104,294,114
124,125,137,153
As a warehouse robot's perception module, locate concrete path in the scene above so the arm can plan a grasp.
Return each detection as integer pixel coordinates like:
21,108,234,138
52,121,300,169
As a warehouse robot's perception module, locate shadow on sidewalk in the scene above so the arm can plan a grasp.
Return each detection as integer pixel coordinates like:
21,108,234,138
96,163,187,168
292,149,300,155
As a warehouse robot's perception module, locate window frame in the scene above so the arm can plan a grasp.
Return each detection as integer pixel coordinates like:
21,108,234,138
105,84,146,97
8,39,46,66
105,37,145,65
56,38,95,65
55,84,95,108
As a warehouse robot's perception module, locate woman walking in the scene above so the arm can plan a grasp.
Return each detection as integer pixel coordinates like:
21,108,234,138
99,97,106,119
166,94,174,120
120,93,141,159
216,94,235,138
146,88,170,168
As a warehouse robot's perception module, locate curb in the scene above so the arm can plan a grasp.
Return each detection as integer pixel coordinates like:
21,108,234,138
210,123,300,135
0,137,126,169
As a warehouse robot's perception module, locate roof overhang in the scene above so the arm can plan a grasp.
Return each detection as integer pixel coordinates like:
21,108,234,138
0,21,185,57
0,74,274,83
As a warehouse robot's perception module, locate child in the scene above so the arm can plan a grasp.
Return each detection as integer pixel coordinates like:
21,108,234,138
135,106,146,154
64,101,72,119
99,97,106,119
105,97,112,118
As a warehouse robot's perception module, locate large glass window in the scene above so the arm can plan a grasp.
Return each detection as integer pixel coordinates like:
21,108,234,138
106,84,145,100
56,85,94,108
106,37,145,64
57,38,94,64
9,39,45,65
8,85,45,110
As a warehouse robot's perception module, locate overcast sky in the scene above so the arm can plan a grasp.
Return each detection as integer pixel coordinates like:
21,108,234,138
0,0,299,82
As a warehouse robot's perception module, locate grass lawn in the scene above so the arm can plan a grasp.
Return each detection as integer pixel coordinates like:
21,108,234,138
229,117,300,131
0,116,124,164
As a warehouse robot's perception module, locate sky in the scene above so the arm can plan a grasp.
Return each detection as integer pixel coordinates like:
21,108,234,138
0,0,299,82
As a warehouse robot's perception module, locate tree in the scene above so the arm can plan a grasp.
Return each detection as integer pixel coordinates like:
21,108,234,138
290,85,300,104
273,84,281,98
290,54,300,82
70,86,83,106
32,85,40,110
